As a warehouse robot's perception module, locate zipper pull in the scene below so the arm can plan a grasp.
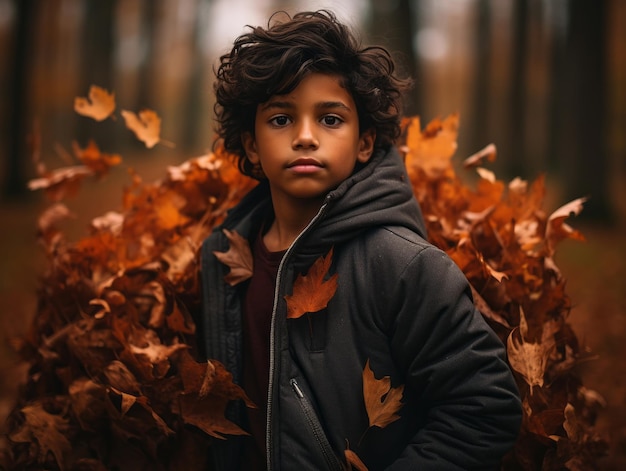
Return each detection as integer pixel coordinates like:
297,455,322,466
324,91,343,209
290,378,304,398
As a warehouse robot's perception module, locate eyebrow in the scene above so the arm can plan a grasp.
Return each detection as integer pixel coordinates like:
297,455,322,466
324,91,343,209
260,100,352,112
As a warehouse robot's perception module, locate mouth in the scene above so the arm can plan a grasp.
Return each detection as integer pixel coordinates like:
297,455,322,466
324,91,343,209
287,158,324,174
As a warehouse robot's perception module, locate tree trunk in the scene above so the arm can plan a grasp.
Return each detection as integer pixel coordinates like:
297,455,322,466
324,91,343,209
563,0,612,221
368,0,422,117
470,0,492,154
506,0,529,179
3,0,39,199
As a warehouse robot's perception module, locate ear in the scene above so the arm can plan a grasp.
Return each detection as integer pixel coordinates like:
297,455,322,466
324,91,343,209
242,132,259,164
357,128,376,163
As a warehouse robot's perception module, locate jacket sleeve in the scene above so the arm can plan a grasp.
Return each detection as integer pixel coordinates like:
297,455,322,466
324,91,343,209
386,245,522,470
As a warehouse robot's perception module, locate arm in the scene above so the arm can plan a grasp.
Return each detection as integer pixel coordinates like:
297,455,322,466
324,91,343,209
387,246,522,470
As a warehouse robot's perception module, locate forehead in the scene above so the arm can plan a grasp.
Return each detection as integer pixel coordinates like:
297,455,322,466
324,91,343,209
260,73,355,109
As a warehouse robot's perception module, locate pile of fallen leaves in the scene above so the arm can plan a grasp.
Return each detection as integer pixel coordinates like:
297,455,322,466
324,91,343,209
1,86,608,470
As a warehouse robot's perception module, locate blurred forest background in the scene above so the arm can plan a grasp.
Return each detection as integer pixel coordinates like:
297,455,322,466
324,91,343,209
0,0,624,468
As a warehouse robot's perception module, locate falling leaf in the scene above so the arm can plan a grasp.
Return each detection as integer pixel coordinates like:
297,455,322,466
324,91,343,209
285,247,338,319
213,229,253,286
362,359,404,430
74,85,116,121
121,109,162,148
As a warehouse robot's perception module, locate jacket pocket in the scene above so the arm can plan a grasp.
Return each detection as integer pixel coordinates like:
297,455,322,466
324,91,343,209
289,378,343,471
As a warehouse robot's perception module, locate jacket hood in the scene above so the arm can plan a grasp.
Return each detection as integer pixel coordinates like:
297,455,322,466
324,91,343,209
296,146,427,258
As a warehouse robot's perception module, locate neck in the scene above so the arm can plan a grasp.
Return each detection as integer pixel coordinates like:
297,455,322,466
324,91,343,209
263,193,324,252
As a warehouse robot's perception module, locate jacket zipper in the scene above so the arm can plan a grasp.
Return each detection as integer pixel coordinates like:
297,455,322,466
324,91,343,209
265,199,330,471
290,378,343,470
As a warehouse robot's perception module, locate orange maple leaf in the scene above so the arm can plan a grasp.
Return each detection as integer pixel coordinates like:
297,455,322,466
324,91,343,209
212,229,253,286
74,85,116,121
363,359,404,430
121,109,163,148
285,247,338,319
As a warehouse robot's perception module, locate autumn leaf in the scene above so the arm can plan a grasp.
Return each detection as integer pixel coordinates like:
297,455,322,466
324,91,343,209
401,114,459,179
213,229,253,285
546,197,587,255
177,350,255,439
507,308,558,392
28,165,93,200
121,109,163,148
362,359,404,430
74,85,116,121
285,247,338,319
345,447,369,471
463,143,497,169
73,139,122,175
8,402,71,469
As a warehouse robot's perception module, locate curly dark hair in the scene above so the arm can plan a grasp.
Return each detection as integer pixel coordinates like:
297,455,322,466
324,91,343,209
213,10,412,178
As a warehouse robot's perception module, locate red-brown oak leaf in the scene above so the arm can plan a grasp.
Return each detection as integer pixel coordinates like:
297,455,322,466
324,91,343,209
213,229,253,286
363,359,404,429
285,247,338,319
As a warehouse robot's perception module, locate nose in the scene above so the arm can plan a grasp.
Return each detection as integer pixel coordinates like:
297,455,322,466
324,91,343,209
292,119,319,149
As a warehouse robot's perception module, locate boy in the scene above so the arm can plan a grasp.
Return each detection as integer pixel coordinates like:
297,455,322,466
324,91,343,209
201,10,521,470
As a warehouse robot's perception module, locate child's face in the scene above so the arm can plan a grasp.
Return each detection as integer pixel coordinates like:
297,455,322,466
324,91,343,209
243,73,375,206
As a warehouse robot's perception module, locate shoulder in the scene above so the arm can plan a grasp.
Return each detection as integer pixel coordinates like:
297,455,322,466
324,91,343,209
340,225,469,291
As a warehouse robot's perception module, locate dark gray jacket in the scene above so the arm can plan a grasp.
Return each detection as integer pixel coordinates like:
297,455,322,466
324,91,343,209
200,147,522,470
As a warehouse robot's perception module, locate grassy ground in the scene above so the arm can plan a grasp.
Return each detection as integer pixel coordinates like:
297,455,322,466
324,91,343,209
1,166,624,468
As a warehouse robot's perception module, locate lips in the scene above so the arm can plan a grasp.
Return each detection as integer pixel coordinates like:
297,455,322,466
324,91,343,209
287,157,323,173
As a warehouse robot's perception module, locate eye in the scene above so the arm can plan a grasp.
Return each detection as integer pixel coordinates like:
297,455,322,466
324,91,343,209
269,115,291,127
321,115,342,127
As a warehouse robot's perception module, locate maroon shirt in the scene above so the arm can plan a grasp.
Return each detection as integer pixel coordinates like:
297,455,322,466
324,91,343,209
241,230,285,469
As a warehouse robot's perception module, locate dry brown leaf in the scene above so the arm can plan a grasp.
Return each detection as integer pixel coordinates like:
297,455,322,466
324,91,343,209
74,85,116,121
285,247,338,319
362,359,404,430
507,308,558,392
121,109,162,148
546,197,587,255
213,229,253,286
9,402,71,469
345,448,369,471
